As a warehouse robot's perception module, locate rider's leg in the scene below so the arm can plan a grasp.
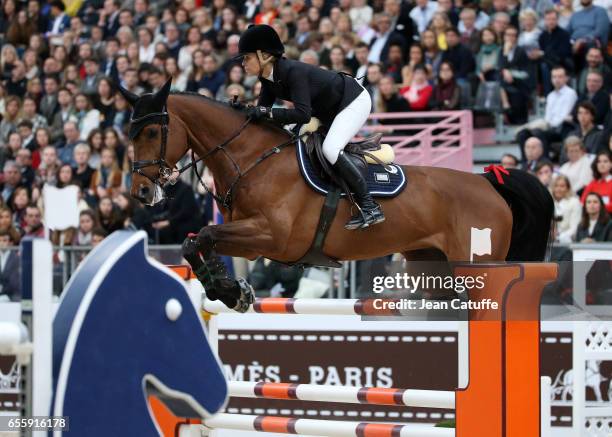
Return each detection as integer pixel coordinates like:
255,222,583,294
322,89,385,230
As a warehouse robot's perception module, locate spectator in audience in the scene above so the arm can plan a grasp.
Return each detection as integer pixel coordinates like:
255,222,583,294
517,9,541,51
556,0,574,29
375,75,410,115
10,187,30,231
559,136,596,194
198,55,225,96
96,195,124,234
491,12,511,40
570,101,604,155
7,59,27,99
368,13,407,65
113,192,151,232
566,0,609,56
151,179,203,244
91,227,108,247
74,94,101,141
410,0,437,34
37,146,60,187
499,26,531,124
458,7,482,54
533,9,572,95
0,207,21,244
90,148,123,200
46,0,70,39
581,151,612,213
1,161,23,204
575,71,610,125
58,121,84,166
400,65,433,110
15,149,34,190
0,133,22,171
0,229,21,302
23,205,44,238
248,257,304,297
441,27,475,84
501,153,519,168
521,137,552,172
40,75,60,125
575,192,612,242
73,209,98,246
428,12,452,50
401,44,430,86
536,161,555,188
420,30,442,77
49,88,76,145
16,120,36,151
577,47,612,96
476,27,501,82
0,96,21,147
551,174,583,243
515,65,577,160
430,61,461,110
381,43,404,83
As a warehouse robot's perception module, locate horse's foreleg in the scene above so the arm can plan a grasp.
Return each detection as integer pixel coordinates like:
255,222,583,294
182,219,275,313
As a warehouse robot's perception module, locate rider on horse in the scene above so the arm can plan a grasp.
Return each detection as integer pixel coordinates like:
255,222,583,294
235,24,385,230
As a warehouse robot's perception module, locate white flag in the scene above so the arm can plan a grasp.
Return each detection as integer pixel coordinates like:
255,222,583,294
470,227,492,262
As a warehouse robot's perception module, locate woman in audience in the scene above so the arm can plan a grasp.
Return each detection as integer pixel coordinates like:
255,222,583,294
499,26,531,124
535,162,554,189
10,187,30,231
575,192,612,242
400,65,433,111
186,49,207,92
401,44,430,87
95,78,116,129
165,57,188,92
551,175,582,243
87,129,104,170
430,61,460,110
0,206,21,243
420,30,442,79
0,96,21,147
96,196,125,234
103,127,126,165
581,151,612,213
73,209,98,246
74,93,101,141
90,147,123,201
428,12,452,50
216,64,246,101
517,9,540,52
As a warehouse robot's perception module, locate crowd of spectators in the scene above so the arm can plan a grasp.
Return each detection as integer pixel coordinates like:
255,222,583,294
0,0,610,261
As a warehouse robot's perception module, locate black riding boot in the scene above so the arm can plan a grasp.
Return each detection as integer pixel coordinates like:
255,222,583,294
333,151,385,230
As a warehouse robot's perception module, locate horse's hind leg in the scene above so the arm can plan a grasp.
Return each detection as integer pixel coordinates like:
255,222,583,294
182,235,254,313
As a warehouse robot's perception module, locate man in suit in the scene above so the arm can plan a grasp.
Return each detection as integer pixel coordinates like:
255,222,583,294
368,13,407,65
384,0,417,46
521,137,552,173
50,87,77,145
98,0,121,38
0,231,20,302
441,27,476,82
46,0,70,38
574,71,610,125
80,58,104,96
40,76,60,125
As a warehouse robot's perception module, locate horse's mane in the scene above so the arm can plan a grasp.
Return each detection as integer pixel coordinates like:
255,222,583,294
170,91,291,138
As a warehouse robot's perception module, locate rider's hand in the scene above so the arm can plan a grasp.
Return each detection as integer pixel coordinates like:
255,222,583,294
246,106,272,120
229,95,244,110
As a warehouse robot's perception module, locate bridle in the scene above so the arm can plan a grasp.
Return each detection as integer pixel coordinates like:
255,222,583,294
129,103,303,211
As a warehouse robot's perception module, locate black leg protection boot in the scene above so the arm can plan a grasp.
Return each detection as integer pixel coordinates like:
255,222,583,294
333,151,385,230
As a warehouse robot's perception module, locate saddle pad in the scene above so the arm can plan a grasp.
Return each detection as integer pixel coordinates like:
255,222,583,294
296,139,407,198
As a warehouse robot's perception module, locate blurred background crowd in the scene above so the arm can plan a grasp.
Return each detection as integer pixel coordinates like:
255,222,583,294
0,0,611,300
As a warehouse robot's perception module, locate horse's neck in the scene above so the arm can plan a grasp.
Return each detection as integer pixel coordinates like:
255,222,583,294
180,100,289,198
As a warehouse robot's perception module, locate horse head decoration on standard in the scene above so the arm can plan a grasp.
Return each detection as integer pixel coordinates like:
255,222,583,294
119,78,554,313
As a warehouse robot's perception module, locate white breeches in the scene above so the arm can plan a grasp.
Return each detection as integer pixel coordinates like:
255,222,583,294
322,88,372,164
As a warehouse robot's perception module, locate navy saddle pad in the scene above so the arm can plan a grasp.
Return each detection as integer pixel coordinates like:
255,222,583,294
296,139,407,198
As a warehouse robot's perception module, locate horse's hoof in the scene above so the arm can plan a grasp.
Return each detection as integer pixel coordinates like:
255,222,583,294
232,278,255,313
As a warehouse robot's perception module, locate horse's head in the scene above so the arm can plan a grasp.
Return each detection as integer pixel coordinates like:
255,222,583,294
118,79,188,205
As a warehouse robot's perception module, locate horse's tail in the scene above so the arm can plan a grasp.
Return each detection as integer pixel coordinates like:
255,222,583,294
482,168,554,261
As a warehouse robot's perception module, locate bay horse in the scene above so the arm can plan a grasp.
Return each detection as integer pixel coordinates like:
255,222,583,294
120,80,553,312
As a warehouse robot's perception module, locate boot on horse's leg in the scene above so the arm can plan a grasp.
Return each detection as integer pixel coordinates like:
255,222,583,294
182,235,254,313
333,151,385,230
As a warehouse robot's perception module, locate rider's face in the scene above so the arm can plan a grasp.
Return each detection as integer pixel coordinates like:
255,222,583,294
242,53,261,76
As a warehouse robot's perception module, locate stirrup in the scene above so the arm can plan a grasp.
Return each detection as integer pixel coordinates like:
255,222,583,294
345,205,385,230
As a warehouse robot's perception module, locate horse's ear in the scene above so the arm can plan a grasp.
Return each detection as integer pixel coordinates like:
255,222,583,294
155,78,172,107
117,84,139,107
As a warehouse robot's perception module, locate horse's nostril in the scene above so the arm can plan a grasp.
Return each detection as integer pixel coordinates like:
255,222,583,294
139,185,150,198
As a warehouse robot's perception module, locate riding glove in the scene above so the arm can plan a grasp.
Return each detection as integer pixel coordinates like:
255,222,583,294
247,106,272,120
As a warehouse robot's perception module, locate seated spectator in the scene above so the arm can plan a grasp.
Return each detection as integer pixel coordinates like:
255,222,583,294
409,0,437,34
382,43,404,84
476,27,501,82
150,179,203,244
420,30,442,78
400,65,433,110
441,27,475,85
91,227,108,247
368,13,407,65
216,64,246,101
16,120,36,151
517,9,540,51
1,161,24,204
430,61,460,110
575,192,612,242
428,12,451,50
197,55,226,96
570,101,604,155
87,129,104,169
36,146,60,188
73,144,95,191
535,161,555,189
376,75,410,114
113,192,152,232
10,187,30,231
574,71,610,125
499,26,531,124
165,57,188,92
501,153,519,168
0,229,20,302
103,128,126,164
73,209,98,246
0,96,21,147
49,87,77,145
559,136,595,194
533,9,572,95
20,96,47,131
90,148,123,200
95,77,117,128
74,93,101,141
111,93,131,136
581,151,612,213
567,0,609,57
23,204,44,238
96,196,125,234
0,207,20,244
81,58,104,97
401,43,430,86
248,257,304,297
458,7,482,54
556,0,574,29
576,48,612,96
58,121,84,166
515,65,577,160
551,174,582,243
15,149,34,190
521,137,552,172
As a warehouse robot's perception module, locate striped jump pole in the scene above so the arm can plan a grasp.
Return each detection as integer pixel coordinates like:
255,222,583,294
228,381,455,409
201,413,454,437
203,298,405,316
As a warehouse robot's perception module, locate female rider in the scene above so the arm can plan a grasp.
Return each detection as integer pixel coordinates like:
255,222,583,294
236,24,384,230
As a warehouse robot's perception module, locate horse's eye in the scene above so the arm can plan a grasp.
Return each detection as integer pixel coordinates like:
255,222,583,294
148,129,158,139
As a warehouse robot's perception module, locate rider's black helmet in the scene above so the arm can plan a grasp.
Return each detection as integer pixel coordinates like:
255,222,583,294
238,24,285,57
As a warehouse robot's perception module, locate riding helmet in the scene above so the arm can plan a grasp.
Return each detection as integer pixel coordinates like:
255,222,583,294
238,25,285,57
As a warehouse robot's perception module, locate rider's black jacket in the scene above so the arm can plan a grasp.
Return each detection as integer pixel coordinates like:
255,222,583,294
257,57,367,127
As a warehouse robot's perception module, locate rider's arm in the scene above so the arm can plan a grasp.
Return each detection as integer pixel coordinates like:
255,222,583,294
257,81,276,107
270,67,312,125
